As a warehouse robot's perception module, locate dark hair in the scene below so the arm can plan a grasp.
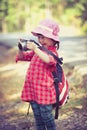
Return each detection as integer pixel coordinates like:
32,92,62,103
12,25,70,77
52,40,59,50
56,42,59,50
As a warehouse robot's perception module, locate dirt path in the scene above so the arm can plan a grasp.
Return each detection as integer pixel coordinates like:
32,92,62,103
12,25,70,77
0,100,87,130
0,45,87,130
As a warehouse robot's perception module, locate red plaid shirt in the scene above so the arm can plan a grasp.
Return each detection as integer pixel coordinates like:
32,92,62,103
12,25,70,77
17,46,58,105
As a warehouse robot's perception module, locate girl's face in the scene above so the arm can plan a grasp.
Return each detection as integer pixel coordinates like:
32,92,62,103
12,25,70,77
37,34,55,48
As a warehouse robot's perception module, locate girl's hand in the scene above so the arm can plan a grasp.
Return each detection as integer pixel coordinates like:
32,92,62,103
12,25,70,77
27,42,37,51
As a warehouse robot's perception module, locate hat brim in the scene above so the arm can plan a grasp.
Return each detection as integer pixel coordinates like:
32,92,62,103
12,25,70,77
31,27,60,43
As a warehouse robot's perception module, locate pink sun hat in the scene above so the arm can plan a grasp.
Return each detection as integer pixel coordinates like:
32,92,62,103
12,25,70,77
31,18,60,43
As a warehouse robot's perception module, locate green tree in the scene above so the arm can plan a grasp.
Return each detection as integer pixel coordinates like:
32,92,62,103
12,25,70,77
62,0,87,33
0,0,8,32
0,0,87,34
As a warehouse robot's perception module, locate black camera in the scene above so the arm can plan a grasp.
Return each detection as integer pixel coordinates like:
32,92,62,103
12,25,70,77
18,39,29,51
18,39,40,51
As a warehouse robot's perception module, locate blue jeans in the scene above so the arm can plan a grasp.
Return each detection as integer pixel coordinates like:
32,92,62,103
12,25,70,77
30,101,56,130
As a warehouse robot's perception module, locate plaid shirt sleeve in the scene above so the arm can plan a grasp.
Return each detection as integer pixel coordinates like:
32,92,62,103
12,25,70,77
16,51,35,62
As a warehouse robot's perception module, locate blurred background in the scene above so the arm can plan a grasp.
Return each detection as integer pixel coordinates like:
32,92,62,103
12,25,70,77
0,0,87,130
0,0,87,34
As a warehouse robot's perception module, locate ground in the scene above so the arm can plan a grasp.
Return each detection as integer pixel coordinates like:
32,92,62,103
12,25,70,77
0,44,87,130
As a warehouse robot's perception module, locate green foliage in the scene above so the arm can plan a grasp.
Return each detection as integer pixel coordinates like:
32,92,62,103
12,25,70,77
60,8,81,25
0,0,87,34
63,0,87,27
81,22,87,34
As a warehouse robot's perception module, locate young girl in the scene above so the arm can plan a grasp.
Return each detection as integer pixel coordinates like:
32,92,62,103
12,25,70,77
16,18,60,130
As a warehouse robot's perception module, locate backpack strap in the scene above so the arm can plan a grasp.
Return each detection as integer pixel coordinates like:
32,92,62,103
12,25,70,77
29,39,63,65
52,71,60,119
39,46,63,65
